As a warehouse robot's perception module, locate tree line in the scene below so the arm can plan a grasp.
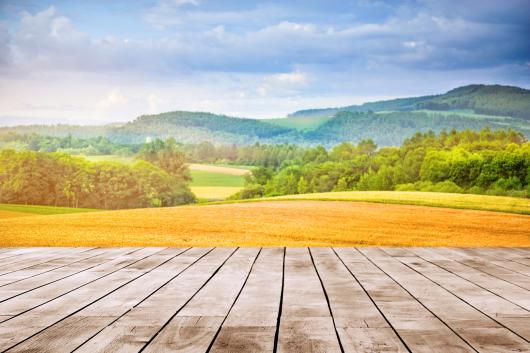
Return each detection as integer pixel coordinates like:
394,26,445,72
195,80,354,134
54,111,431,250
231,128,530,199
0,139,194,209
0,133,139,156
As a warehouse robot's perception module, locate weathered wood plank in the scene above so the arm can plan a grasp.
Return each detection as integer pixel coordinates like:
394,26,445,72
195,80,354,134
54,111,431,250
311,247,408,353
73,247,236,353
0,247,169,351
0,248,146,315
424,249,530,310
0,248,138,303
0,248,90,274
277,247,342,353
6,248,211,353
437,249,530,290
141,248,260,353
396,249,530,340
0,247,108,287
362,247,530,352
209,247,284,353
335,248,476,353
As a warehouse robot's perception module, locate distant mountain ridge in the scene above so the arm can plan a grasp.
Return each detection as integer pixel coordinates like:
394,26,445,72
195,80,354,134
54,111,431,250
1,84,529,146
290,84,530,120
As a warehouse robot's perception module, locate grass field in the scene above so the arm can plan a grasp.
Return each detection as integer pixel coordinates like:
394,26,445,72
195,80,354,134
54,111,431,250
0,203,98,216
188,163,249,200
1,200,528,247
81,157,250,200
263,191,530,215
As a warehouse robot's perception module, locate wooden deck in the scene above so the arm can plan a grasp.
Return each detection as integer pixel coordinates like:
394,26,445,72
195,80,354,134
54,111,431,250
0,247,528,352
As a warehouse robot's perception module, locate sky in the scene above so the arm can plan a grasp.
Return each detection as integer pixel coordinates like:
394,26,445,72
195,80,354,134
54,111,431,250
0,0,529,124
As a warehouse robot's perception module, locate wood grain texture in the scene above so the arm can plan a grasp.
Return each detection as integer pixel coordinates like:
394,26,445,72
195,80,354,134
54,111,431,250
0,247,528,353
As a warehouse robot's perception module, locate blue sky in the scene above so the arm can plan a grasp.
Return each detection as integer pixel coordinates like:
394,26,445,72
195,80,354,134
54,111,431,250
0,0,529,123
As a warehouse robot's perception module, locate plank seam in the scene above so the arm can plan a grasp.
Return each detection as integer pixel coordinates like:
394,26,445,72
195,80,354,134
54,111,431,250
332,248,413,353
356,248,480,353
71,247,217,353
0,248,143,305
389,252,530,344
308,247,345,353
412,252,530,313
204,248,262,353
137,247,239,353
0,247,188,353
272,246,285,353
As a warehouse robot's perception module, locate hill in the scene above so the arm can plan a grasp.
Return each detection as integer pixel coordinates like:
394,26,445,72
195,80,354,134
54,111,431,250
290,84,530,120
1,84,529,146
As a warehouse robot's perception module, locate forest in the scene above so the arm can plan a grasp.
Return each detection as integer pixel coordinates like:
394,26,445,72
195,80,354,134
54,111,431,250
231,128,530,199
1,128,529,210
0,139,194,209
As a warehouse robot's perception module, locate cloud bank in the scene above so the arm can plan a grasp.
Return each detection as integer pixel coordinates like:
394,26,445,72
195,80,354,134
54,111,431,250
0,0,529,122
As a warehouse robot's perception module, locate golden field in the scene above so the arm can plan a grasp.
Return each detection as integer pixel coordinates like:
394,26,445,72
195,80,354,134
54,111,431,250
190,186,245,200
270,191,530,215
1,200,529,247
0,210,32,219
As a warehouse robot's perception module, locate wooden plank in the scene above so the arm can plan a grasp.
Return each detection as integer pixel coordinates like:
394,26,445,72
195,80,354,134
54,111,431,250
0,248,137,302
0,247,171,351
396,250,530,340
439,248,530,290
73,247,236,353
423,249,530,311
209,247,284,353
277,247,342,353
311,247,408,353
334,248,476,353
6,248,212,353
0,248,88,274
361,248,530,352
490,260,530,277
0,248,146,316
141,248,260,353
0,247,110,287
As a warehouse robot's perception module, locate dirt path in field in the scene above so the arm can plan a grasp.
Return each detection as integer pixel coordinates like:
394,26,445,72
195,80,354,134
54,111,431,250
187,163,251,176
1,201,529,247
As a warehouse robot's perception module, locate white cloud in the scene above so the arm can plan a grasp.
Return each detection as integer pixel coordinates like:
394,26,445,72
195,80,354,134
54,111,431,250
97,89,128,109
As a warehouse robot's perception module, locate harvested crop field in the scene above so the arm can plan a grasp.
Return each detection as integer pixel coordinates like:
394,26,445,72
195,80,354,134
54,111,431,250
0,210,30,219
1,201,529,247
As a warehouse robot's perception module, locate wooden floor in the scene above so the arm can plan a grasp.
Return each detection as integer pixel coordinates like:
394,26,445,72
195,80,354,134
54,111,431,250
0,247,528,352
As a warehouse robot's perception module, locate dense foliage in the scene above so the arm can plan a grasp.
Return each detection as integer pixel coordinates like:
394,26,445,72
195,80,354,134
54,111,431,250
231,129,530,199
0,133,139,155
0,148,195,209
